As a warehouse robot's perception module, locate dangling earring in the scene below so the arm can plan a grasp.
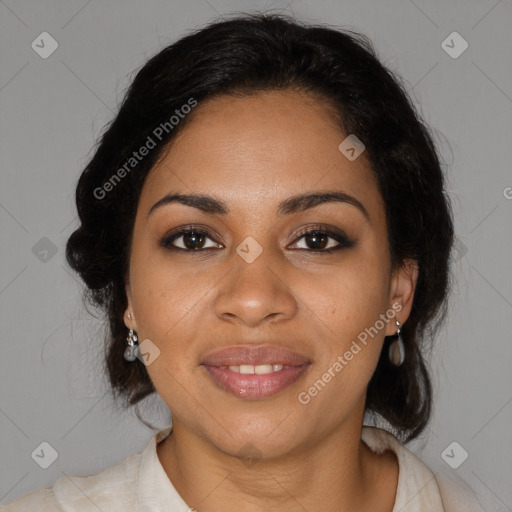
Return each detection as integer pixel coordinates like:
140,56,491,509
124,328,139,362
388,320,405,366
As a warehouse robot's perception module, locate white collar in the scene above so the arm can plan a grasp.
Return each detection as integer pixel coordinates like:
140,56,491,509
361,426,445,511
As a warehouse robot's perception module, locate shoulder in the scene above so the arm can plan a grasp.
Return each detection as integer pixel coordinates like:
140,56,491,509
1,445,144,512
1,487,63,512
1,426,180,512
434,472,487,512
361,426,485,512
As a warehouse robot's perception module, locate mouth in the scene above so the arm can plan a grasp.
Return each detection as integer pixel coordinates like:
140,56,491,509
201,345,311,400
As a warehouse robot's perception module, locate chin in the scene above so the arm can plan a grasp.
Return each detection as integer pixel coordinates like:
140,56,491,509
203,413,308,461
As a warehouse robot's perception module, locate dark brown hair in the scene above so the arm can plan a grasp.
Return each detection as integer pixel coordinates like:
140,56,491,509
66,13,454,442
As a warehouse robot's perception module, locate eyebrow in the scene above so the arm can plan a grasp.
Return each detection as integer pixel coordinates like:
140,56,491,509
148,190,369,221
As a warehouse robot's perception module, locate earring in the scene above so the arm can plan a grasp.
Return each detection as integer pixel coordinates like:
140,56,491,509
124,328,139,362
388,320,405,366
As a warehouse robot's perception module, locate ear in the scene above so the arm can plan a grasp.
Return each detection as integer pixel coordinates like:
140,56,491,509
385,258,419,336
123,282,138,331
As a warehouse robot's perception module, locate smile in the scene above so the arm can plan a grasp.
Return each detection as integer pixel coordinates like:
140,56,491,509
202,364,310,399
201,345,311,400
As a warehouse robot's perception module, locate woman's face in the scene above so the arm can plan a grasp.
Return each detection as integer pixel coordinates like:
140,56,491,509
124,90,417,457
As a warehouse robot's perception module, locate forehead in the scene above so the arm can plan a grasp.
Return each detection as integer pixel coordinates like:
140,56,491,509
140,90,382,218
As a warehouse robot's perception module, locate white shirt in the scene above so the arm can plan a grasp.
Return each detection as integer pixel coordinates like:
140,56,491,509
1,426,484,511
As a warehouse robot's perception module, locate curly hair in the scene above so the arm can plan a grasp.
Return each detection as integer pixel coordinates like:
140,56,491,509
65,13,454,442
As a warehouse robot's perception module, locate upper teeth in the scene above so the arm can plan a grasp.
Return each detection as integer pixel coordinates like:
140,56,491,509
228,364,284,374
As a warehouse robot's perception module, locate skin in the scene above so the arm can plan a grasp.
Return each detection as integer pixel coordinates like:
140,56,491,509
123,89,418,512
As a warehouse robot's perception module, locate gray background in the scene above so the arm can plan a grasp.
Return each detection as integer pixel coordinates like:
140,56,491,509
1,0,511,509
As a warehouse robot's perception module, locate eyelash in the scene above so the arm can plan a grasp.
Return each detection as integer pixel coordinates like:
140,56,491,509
161,224,355,254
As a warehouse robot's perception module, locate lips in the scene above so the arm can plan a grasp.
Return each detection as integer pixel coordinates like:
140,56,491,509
201,345,310,367
201,345,311,400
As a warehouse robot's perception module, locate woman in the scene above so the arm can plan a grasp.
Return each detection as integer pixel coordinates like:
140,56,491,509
3,13,483,512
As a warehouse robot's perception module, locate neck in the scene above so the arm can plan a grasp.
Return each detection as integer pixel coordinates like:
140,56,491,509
157,417,398,512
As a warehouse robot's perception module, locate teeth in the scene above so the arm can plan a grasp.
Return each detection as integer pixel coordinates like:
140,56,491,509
255,364,273,374
227,364,284,374
240,365,254,374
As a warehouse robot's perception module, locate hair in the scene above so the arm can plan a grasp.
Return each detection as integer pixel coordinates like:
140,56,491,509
66,13,454,442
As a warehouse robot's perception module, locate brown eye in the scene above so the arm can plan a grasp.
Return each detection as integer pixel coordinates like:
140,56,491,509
290,226,355,253
161,228,222,251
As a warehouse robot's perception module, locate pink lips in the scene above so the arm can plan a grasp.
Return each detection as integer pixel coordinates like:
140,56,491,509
201,346,311,400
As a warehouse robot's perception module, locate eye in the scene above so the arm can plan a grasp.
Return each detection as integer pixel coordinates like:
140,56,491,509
161,224,355,254
161,227,223,252
289,225,355,253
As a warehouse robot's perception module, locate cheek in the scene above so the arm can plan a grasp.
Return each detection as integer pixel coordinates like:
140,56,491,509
305,257,389,337
129,253,206,357
298,267,388,416
297,254,390,388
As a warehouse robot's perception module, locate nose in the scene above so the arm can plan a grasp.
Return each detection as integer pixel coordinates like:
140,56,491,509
214,250,298,328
